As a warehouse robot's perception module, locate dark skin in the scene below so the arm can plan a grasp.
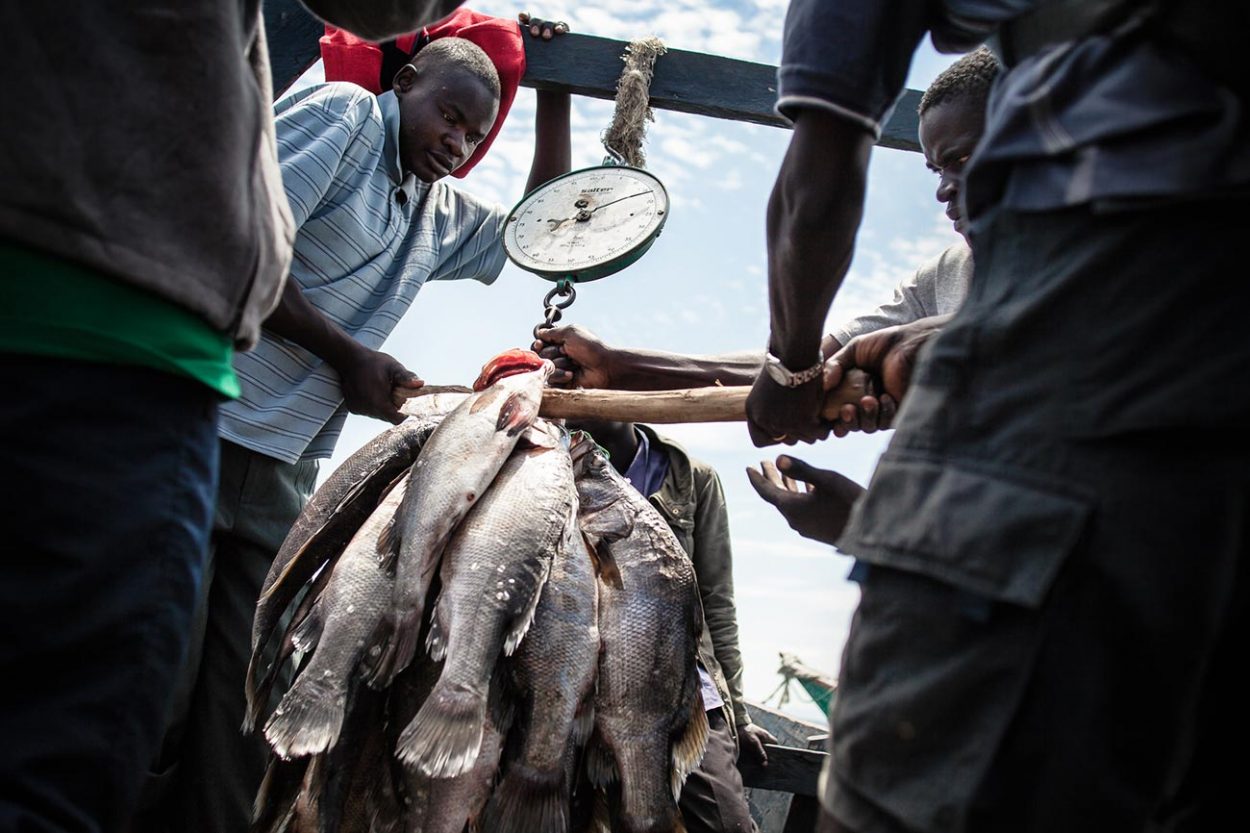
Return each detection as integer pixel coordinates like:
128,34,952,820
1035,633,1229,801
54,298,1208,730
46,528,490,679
743,109,872,447
265,18,571,425
745,455,864,548
567,418,778,765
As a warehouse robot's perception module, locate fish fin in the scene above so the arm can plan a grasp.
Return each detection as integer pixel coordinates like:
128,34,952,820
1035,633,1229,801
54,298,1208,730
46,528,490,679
584,736,618,788
503,557,553,656
468,385,505,414
288,598,325,654
372,473,409,568
497,390,540,436
395,682,486,778
572,697,596,749
588,786,613,833
516,422,560,451
481,763,568,833
370,604,424,689
670,696,710,801
243,635,298,735
264,674,347,759
252,755,309,833
583,532,624,590
424,599,448,662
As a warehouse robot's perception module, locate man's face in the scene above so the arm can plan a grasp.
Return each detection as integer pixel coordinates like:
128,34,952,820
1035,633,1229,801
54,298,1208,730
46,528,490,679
919,97,985,243
393,63,499,183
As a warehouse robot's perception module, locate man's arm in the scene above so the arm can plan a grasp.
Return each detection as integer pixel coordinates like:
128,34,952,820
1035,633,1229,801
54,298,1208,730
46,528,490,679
534,325,765,390
264,280,422,424
299,1,465,42
745,110,874,447
517,14,573,194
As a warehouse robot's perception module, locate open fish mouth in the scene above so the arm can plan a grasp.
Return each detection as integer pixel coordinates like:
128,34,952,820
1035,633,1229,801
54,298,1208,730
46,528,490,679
472,348,548,391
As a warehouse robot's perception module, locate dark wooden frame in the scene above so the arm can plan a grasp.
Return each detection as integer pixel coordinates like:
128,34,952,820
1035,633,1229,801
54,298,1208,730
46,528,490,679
739,744,827,832
263,0,922,153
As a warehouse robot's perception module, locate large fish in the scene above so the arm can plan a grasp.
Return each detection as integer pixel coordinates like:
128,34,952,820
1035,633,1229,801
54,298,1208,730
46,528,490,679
264,475,410,759
378,352,553,684
482,524,600,833
246,394,463,725
391,657,511,833
571,436,708,833
395,424,576,777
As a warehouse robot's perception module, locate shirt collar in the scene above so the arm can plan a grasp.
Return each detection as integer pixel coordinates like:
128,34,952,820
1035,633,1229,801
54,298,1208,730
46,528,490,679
378,90,420,203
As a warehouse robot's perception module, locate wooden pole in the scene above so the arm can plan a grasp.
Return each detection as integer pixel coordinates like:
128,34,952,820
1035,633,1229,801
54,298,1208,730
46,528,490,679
402,370,873,425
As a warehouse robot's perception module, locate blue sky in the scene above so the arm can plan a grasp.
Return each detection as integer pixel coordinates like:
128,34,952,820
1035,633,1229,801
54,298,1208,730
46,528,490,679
291,0,964,725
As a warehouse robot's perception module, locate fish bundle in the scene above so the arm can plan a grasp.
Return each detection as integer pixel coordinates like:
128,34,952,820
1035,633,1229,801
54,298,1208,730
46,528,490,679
246,350,708,833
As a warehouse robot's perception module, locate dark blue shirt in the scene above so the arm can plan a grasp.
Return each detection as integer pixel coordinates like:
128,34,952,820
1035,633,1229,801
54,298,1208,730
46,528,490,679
776,0,1250,223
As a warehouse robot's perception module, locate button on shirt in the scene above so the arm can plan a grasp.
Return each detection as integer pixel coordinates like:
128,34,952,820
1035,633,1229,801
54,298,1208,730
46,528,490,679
219,83,508,464
776,0,1250,225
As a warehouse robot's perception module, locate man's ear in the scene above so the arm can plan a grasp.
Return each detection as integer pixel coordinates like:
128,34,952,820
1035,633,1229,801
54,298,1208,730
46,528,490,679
393,63,418,96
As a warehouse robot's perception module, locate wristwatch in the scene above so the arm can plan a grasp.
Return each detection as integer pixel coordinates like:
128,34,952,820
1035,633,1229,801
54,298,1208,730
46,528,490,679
762,349,824,387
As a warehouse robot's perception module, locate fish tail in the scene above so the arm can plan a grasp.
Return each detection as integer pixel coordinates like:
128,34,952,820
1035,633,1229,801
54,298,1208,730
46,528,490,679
395,682,486,778
481,763,568,833
263,674,346,759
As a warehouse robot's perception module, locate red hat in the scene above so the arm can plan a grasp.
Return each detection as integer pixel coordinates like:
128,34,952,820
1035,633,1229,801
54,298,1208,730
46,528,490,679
319,7,526,178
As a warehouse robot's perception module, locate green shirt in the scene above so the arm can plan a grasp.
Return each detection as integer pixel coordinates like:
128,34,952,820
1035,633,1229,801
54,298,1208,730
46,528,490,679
0,241,239,398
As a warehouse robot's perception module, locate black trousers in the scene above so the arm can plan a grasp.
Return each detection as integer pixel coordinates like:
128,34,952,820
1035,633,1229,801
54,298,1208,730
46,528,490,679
0,357,218,833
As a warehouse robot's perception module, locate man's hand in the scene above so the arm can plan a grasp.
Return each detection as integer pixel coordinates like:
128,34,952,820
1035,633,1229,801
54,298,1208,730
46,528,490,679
518,11,569,39
337,347,423,424
745,374,829,448
825,315,948,407
823,359,898,437
738,722,778,766
532,324,615,389
746,455,864,546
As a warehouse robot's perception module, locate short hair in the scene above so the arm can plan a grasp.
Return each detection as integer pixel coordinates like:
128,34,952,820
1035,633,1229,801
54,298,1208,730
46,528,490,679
918,46,1000,116
412,38,501,100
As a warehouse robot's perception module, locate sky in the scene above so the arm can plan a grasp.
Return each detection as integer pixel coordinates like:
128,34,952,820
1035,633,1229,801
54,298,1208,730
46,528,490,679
289,0,964,726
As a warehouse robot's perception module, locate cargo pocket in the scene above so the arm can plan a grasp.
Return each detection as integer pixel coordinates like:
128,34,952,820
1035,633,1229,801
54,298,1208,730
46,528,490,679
828,455,1091,833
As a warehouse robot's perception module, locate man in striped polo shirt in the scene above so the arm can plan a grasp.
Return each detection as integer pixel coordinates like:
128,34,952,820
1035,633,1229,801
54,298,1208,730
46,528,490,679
137,33,571,833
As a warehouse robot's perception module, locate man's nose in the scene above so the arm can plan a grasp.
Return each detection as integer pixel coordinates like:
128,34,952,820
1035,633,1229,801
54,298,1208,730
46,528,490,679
936,170,959,203
444,129,468,159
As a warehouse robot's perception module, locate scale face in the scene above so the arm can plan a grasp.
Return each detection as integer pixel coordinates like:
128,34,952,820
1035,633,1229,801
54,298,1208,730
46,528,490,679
503,165,669,282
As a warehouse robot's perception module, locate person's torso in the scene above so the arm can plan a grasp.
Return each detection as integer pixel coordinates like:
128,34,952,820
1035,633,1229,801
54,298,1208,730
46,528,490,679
0,0,292,349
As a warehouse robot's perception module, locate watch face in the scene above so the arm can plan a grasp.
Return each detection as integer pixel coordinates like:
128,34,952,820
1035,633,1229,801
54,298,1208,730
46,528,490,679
503,166,668,278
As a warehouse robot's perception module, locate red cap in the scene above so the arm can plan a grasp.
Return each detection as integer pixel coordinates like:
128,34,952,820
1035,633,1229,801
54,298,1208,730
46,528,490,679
319,7,526,178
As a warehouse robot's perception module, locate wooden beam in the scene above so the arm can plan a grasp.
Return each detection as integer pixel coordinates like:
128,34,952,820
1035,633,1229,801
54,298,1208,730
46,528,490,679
523,32,922,153
264,0,324,98
263,7,922,152
738,744,826,797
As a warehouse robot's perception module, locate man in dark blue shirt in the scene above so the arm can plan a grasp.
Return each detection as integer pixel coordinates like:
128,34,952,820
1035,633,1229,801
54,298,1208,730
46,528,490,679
744,2,1250,832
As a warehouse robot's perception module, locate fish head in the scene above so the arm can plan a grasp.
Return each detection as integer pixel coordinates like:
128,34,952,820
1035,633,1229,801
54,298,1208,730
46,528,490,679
472,349,549,391
570,433,635,542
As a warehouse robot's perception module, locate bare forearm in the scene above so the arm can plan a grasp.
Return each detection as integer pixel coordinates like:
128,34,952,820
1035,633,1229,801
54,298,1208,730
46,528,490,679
766,111,871,369
263,280,363,370
299,1,463,41
525,90,571,195
607,349,765,390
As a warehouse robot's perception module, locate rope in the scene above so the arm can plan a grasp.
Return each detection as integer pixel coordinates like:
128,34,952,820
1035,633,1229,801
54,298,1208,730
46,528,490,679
601,36,666,168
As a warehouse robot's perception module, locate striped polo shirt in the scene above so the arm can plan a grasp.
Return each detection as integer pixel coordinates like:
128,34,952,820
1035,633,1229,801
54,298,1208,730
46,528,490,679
219,82,508,464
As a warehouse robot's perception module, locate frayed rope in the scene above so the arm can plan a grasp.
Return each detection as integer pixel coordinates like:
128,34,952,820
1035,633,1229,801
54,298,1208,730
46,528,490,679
602,37,666,168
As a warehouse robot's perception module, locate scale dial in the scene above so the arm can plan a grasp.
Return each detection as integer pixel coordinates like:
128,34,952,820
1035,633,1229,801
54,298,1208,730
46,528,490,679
503,165,669,282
